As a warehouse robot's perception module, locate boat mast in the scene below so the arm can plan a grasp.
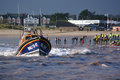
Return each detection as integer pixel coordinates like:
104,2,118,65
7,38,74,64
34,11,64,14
39,8,42,26
17,3,20,25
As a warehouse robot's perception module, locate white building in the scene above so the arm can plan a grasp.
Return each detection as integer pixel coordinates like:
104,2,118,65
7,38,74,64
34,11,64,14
41,16,50,26
17,17,21,25
0,16,3,20
68,20,120,27
7,16,12,24
0,16,3,23
24,15,39,26
12,17,15,25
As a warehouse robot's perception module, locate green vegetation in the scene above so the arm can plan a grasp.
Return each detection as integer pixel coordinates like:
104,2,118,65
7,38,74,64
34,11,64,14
78,9,107,20
35,26,52,30
0,9,120,29
78,9,120,20
0,24,57,30
50,13,69,21
49,13,69,25
0,24,24,30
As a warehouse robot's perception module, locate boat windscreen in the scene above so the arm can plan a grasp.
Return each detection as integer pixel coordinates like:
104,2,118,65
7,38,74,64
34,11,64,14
26,36,31,40
32,35,38,38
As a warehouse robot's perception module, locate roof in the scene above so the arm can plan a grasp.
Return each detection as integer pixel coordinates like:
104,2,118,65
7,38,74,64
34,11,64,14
2,13,28,18
56,21,78,27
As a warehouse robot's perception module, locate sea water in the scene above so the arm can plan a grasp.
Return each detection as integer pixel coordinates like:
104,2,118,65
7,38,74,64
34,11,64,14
0,36,120,80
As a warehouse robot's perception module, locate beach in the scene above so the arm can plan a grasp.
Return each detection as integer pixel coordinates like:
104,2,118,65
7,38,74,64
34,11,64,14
0,29,120,37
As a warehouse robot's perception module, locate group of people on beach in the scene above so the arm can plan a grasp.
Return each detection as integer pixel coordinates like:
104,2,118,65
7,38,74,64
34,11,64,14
54,36,86,45
94,33,120,45
71,36,86,45
46,32,120,46
55,37,67,44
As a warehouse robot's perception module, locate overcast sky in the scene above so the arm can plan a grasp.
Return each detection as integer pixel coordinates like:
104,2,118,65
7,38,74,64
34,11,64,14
0,0,120,15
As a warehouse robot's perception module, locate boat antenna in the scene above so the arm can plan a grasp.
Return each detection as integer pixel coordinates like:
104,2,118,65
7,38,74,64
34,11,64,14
39,28,43,36
17,3,20,25
39,8,42,26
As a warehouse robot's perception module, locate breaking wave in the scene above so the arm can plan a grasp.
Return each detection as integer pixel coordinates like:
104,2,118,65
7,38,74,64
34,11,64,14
0,46,16,56
49,47,91,56
0,46,91,57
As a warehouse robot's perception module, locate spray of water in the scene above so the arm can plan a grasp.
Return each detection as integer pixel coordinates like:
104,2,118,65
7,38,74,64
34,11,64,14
0,46,91,57
49,47,91,56
0,47,16,56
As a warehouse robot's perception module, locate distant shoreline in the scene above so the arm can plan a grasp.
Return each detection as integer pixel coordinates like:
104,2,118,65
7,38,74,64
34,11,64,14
0,29,120,37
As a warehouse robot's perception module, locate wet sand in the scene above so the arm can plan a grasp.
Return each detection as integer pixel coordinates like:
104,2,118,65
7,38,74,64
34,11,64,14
0,29,120,37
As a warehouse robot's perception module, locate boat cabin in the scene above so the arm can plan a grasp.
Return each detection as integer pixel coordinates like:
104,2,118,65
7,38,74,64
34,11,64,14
19,34,38,46
19,27,43,46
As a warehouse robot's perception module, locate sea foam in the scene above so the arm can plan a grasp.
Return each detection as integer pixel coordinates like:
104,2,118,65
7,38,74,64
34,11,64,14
49,47,91,56
0,46,91,57
0,46,16,56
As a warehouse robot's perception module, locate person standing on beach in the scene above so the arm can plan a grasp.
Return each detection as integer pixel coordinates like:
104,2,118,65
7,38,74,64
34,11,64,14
55,37,57,44
89,39,91,45
100,34,102,44
64,38,67,44
109,33,112,42
57,37,61,44
46,35,50,41
80,38,82,45
81,39,84,45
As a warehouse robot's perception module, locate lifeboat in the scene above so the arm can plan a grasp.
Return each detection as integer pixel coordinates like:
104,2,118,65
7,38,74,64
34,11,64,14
16,27,51,56
109,40,120,46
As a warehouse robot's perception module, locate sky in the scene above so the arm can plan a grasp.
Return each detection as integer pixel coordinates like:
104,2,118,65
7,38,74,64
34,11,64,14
0,0,120,15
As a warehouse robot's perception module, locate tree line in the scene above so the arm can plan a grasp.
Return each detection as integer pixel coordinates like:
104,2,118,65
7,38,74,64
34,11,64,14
50,9,120,22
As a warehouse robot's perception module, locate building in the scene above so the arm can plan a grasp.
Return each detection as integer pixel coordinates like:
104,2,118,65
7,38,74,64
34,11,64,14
68,20,120,28
68,15,77,20
68,20,105,27
0,13,27,25
24,15,39,26
112,25,120,31
0,13,51,27
41,16,50,26
56,21,79,31
23,15,50,26
0,16,3,23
